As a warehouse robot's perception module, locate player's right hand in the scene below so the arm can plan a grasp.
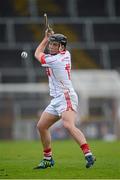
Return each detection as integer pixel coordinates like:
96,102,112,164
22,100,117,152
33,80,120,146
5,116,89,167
45,28,54,38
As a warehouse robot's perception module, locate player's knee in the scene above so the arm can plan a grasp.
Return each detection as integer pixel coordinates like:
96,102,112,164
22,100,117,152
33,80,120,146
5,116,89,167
36,122,40,130
37,121,43,131
63,121,71,130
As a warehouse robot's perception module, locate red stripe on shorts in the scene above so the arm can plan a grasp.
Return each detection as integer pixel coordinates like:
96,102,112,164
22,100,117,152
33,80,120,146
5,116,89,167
64,91,74,111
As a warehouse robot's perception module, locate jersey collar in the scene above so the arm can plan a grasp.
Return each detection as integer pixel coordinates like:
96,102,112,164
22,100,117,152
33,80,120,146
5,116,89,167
59,50,66,54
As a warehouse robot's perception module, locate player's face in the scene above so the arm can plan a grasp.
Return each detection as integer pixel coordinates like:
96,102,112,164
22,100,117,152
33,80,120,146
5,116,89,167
48,41,60,55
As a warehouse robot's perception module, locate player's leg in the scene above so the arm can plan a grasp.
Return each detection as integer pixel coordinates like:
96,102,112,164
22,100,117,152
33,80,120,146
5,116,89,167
34,111,59,169
62,110,87,145
37,111,59,150
61,109,96,168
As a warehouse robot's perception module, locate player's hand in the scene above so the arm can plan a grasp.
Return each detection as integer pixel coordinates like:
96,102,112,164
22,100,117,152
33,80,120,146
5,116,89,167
45,28,54,38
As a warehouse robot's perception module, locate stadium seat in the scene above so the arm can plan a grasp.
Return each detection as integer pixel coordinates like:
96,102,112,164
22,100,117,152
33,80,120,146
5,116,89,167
0,24,6,43
93,23,120,42
77,0,108,17
109,49,120,69
71,48,102,69
0,0,15,17
14,24,43,43
0,49,25,68
115,0,120,16
36,0,68,17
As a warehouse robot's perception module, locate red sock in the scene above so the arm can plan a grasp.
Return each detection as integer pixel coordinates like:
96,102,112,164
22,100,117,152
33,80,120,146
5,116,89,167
80,143,91,155
43,148,52,158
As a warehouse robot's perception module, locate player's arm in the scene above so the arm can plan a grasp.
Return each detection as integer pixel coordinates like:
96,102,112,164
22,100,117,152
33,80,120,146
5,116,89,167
34,29,54,63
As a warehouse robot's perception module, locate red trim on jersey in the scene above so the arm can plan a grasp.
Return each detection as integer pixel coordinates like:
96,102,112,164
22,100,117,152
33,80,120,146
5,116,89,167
64,91,74,111
46,67,51,76
40,54,46,64
59,50,66,54
65,63,71,80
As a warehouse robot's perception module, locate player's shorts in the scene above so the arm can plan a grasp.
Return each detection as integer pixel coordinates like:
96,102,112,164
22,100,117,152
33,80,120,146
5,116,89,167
44,91,78,116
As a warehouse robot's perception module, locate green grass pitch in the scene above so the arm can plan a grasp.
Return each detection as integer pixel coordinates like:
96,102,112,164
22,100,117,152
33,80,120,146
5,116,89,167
0,140,120,179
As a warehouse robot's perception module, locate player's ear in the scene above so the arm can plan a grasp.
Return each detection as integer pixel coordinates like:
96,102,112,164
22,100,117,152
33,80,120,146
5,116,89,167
59,44,64,51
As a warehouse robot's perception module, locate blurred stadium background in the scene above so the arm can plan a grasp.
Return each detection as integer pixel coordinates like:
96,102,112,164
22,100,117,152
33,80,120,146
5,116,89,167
0,0,120,141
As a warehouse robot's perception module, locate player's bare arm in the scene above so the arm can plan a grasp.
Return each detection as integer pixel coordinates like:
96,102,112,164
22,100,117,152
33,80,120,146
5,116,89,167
34,29,54,61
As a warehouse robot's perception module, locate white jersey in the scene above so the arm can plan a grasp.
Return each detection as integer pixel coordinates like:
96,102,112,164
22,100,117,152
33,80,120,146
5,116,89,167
39,50,76,98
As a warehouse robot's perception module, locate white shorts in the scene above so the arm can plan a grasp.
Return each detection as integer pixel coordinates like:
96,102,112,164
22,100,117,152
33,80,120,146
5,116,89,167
44,92,78,116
